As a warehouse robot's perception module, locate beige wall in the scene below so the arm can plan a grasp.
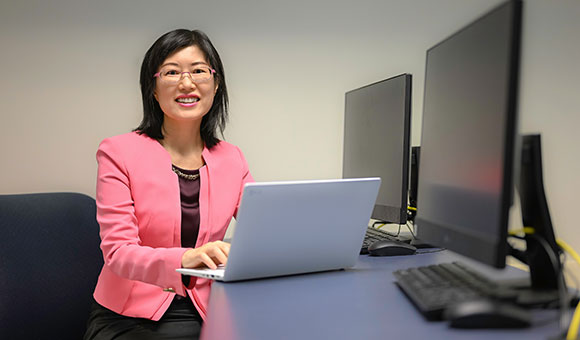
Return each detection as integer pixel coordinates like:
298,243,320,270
1,1,579,250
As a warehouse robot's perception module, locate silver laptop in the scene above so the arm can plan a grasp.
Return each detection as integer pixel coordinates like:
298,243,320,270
176,177,380,282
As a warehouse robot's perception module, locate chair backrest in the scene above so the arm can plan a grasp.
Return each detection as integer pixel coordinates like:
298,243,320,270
0,192,103,339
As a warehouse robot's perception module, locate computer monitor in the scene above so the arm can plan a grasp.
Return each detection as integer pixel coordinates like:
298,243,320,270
415,0,523,268
343,74,412,225
417,0,563,304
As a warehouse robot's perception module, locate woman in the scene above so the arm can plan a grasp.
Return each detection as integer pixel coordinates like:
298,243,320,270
84,29,253,339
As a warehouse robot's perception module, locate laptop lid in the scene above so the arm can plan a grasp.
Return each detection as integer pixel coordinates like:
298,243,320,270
178,177,380,282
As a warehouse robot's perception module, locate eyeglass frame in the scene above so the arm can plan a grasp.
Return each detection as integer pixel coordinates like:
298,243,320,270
153,66,217,84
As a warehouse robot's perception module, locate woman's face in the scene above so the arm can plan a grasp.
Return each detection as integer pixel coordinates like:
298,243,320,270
154,45,218,124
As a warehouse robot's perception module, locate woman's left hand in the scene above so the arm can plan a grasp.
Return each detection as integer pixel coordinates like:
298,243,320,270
181,241,230,269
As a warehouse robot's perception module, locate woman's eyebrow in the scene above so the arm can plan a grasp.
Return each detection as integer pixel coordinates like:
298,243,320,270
160,61,209,68
160,61,179,68
191,61,209,67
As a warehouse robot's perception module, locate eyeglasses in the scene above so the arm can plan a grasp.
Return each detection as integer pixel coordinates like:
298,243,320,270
154,65,216,85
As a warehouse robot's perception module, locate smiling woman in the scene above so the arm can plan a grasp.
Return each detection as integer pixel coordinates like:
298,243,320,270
136,29,228,149
153,46,219,133
83,29,254,340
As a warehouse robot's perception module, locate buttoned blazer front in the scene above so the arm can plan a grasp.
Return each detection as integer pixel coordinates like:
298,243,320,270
93,132,253,321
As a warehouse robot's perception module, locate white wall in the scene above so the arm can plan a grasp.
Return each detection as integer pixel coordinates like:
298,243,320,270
1,1,579,249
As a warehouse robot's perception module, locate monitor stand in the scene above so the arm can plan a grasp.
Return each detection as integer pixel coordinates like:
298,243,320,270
405,221,435,249
509,134,564,307
409,237,435,249
493,272,561,307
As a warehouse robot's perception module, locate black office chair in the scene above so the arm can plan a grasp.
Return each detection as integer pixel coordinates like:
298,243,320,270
0,192,103,339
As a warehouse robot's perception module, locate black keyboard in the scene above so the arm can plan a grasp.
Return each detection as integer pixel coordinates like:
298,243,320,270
360,227,402,254
393,262,519,320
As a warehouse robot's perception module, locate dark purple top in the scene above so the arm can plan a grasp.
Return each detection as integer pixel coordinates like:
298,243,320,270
173,165,201,248
174,165,201,289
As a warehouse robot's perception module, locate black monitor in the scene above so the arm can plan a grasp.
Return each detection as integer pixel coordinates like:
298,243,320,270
415,0,522,268
417,0,563,304
343,74,412,225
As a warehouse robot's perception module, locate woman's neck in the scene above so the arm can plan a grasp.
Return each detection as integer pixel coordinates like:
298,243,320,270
160,118,205,169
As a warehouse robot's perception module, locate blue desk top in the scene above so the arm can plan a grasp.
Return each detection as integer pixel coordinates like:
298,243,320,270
200,250,563,340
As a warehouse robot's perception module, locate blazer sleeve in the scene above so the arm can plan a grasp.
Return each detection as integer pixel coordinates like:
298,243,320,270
233,145,255,218
96,138,189,296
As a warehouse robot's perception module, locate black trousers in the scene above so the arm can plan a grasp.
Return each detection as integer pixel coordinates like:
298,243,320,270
84,296,202,340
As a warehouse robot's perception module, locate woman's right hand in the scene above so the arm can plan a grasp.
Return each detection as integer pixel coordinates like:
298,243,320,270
181,241,230,269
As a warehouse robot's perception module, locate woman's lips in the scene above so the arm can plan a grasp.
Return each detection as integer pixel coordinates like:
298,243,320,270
175,95,200,107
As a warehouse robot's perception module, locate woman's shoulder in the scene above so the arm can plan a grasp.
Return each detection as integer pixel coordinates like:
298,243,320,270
99,131,158,151
209,140,239,152
97,132,165,166
205,140,249,165
207,140,245,158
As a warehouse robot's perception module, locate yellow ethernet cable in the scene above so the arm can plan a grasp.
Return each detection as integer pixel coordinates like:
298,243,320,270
509,228,580,339
557,239,580,340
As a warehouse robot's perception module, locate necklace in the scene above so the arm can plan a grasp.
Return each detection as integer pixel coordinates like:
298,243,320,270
172,165,200,181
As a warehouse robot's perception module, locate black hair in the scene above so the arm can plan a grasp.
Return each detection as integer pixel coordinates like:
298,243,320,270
134,29,228,149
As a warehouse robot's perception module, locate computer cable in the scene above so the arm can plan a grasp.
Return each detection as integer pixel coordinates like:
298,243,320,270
404,221,417,239
563,252,580,299
406,206,418,235
372,221,386,229
559,251,580,303
407,205,417,223
395,224,402,236
372,220,401,237
509,228,571,338
534,234,569,334
556,239,580,340
510,233,568,324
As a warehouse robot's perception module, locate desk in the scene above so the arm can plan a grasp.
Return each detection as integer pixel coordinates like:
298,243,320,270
200,250,563,340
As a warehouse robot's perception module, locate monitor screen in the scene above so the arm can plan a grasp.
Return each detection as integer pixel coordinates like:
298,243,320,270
343,74,412,225
416,0,522,268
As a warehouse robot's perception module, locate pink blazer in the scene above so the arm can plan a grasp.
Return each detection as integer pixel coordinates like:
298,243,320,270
93,132,253,321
